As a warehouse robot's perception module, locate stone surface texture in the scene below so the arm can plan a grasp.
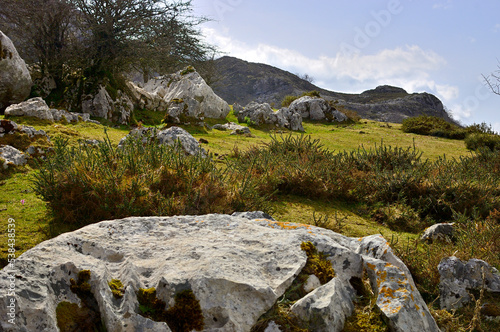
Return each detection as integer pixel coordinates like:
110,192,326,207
0,30,32,112
118,126,206,156
0,214,440,332
438,256,500,310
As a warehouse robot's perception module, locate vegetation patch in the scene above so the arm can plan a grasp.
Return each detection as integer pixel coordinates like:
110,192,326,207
108,279,125,299
56,269,105,332
137,287,204,332
180,66,196,76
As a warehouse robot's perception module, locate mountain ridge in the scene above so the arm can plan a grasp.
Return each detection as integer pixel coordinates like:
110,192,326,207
211,56,456,124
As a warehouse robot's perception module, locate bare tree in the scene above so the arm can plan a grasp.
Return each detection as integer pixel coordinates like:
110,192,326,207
0,0,77,86
483,60,500,95
70,0,214,79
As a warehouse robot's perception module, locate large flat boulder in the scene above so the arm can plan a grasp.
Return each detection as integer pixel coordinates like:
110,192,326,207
0,30,32,112
0,214,440,331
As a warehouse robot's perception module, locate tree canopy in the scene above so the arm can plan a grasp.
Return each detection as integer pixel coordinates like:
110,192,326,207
0,0,214,97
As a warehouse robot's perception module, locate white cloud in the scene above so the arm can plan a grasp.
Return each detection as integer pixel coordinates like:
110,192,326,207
433,0,453,10
203,27,458,103
448,104,472,122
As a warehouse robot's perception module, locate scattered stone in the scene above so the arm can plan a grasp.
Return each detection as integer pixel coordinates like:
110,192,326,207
0,30,32,112
0,145,27,169
213,122,252,135
420,223,455,243
0,214,440,332
118,126,206,156
198,138,209,144
438,256,500,310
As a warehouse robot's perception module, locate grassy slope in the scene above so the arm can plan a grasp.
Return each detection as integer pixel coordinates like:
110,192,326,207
0,113,469,266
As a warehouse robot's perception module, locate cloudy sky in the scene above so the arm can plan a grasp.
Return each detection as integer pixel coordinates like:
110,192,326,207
193,0,500,129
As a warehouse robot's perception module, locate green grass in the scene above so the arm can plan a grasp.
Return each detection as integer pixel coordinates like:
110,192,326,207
0,112,471,266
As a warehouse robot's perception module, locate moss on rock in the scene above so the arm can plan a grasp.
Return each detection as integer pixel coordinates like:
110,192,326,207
137,287,204,332
108,279,125,299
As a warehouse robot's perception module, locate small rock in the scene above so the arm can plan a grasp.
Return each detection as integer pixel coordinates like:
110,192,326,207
198,138,209,144
0,145,27,169
264,320,282,332
421,223,455,243
303,274,321,293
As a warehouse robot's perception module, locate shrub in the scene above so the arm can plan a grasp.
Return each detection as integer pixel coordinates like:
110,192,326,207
465,133,500,151
32,134,273,227
402,115,461,138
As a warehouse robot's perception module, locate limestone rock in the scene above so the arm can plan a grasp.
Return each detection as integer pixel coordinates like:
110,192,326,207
0,215,440,332
421,223,455,243
357,235,440,332
5,97,53,121
118,126,206,156
236,102,304,131
5,98,92,124
438,256,500,310
0,145,27,169
129,67,230,124
288,96,348,122
81,86,132,124
0,30,32,112
291,278,356,332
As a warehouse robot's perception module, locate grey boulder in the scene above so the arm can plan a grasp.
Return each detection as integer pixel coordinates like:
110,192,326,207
0,30,32,112
288,96,348,122
438,256,500,310
420,223,455,243
118,126,206,156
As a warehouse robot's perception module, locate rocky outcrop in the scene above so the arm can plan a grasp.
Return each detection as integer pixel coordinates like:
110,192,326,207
0,214,440,331
236,102,304,132
438,256,500,310
5,97,93,123
81,86,132,124
0,145,26,169
0,30,32,112
128,67,230,124
118,126,206,156
288,96,348,122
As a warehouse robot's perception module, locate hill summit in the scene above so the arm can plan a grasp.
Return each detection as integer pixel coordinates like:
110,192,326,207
212,56,456,124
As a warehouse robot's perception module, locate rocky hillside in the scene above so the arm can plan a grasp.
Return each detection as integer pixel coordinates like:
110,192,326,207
212,56,456,124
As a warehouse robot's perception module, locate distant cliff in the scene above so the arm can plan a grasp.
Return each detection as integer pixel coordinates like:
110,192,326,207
212,56,455,124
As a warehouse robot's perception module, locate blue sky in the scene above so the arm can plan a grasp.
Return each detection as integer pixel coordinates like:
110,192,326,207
193,0,500,129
